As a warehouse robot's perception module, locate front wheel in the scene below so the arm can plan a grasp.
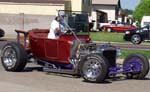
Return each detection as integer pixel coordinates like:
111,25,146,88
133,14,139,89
79,54,108,83
123,53,149,79
1,42,27,72
131,34,142,44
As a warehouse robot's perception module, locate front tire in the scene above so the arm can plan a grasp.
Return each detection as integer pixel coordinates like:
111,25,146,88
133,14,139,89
80,54,108,83
131,34,142,44
123,53,149,79
1,42,27,72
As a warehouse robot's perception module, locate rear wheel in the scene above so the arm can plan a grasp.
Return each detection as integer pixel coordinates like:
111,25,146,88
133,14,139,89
131,34,142,44
1,42,27,72
80,54,108,83
123,53,149,79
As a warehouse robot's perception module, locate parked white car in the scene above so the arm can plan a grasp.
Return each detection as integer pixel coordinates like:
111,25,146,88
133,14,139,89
99,20,121,31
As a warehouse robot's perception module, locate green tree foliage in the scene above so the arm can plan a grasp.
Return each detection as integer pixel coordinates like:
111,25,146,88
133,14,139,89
133,0,150,21
123,9,133,15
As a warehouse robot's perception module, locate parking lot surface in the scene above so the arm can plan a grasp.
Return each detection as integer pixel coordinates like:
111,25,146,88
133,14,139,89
0,40,150,92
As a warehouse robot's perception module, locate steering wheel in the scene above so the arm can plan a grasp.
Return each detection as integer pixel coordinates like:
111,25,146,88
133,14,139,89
64,27,76,35
64,29,72,35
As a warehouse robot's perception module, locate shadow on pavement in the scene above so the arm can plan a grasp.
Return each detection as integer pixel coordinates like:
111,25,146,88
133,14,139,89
23,67,43,72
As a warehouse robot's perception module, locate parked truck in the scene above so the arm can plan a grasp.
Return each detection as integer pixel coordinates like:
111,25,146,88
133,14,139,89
141,16,150,27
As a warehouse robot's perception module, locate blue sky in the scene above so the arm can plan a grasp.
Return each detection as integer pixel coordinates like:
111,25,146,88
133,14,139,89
120,0,141,10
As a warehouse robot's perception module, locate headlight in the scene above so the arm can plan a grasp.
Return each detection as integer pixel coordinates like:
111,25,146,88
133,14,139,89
125,31,130,34
136,30,140,33
116,48,121,56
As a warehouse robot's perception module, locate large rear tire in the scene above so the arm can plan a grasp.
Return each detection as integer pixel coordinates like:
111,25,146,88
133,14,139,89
79,54,108,83
123,53,149,79
1,42,27,72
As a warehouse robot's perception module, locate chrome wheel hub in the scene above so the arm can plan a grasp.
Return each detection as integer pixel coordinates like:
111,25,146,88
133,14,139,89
132,35,140,44
2,46,17,68
83,59,102,80
107,28,111,32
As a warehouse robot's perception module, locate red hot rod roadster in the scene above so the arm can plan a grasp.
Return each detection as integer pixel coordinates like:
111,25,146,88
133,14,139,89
1,11,149,83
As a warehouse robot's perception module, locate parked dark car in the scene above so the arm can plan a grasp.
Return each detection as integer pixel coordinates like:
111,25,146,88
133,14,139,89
0,28,5,37
124,25,150,44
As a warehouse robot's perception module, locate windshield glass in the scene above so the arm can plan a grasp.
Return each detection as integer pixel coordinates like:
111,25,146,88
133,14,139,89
58,10,89,35
141,24,150,30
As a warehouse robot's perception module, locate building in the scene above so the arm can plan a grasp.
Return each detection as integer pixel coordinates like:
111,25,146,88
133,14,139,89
91,0,121,30
0,0,91,38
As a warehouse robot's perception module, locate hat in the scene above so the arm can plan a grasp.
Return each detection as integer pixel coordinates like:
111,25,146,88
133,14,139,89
58,11,66,17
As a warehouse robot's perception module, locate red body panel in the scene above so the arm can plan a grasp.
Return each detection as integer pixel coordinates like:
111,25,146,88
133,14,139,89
103,25,136,32
28,29,90,64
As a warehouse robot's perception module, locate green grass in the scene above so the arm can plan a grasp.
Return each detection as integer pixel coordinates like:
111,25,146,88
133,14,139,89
119,50,150,59
90,32,125,42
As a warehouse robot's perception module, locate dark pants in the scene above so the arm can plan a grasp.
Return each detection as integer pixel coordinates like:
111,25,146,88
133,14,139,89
89,22,94,31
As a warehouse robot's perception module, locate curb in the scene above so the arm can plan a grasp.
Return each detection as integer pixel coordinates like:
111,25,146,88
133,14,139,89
93,41,150,45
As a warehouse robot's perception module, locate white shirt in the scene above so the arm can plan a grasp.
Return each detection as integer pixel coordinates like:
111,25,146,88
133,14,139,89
88,16,92,23
48,20,60,39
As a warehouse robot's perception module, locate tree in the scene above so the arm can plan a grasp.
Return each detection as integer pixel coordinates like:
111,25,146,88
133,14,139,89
133,0,150,22
123,9,133,15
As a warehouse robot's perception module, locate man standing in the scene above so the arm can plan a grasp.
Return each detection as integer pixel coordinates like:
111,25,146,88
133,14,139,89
88,14,94,31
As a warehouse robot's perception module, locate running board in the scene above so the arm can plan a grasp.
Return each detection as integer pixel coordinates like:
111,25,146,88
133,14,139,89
44,68,78,75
